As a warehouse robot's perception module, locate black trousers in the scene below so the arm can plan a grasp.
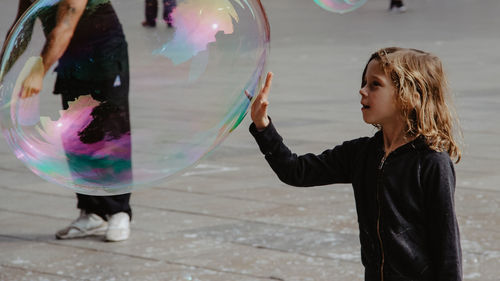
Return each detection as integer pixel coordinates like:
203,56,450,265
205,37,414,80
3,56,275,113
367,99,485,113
144,0,176,24
57,72,132,220
76,193,131,220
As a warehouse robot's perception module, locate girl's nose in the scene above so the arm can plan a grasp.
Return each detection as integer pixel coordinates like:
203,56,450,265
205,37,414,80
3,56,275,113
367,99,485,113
359,87,367,96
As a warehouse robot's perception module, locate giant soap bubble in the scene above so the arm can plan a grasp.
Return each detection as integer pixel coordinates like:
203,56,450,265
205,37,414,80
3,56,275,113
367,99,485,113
0,0,270,195
314,0,366,14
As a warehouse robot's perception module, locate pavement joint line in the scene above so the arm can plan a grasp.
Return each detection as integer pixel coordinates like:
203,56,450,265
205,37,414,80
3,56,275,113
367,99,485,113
229,241,360,265
0,209,364,265
0,208,71,221
460,249,500,257
3,233,499,276
2,183,499,234
0,167,23,173
0,207,363,264
454,186,500,194
459,154,500,161
1,233,163,260
3,171,499,198
0,235,286,281
3,183,499,234
0,185,74,198
157,186,351,206
154,184,500,203
133,203,358,234
0,203,355,237
1,264,74,279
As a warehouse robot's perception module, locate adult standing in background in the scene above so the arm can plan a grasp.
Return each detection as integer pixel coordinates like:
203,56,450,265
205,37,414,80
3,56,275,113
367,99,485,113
142,0,177,28
7,0,133,242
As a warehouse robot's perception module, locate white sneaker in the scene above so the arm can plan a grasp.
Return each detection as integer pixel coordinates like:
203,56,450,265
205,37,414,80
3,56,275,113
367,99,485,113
56,211,108,239
105,212,130,242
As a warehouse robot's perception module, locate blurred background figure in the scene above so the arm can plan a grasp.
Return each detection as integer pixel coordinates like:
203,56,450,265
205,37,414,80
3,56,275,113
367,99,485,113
389,0,406,13
143,0,177,28
7,0,133,242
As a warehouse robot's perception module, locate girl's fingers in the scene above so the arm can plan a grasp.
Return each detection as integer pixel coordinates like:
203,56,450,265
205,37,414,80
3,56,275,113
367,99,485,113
257,73,272,114
246,72,273,103
256,100,268,117
249,72,273,126
261,72,273,98
261,100,269,111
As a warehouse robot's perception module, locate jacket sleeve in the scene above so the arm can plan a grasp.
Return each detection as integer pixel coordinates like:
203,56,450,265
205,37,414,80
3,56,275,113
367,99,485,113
249,119,354,187
423,153,462,281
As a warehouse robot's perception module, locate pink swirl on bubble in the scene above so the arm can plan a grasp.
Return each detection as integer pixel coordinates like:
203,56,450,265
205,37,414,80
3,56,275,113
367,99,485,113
154,0,242,65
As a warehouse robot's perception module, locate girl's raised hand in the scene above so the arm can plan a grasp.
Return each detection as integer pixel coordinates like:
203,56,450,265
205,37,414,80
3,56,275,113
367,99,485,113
247,72,273,130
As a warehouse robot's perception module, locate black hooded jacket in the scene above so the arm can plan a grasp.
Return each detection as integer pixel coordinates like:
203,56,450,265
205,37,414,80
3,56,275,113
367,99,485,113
250,120,462,281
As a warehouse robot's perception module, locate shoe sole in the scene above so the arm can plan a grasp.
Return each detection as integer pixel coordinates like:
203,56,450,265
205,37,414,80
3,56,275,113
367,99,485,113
105,234,129,242
55,225,108,240
105,230,130,242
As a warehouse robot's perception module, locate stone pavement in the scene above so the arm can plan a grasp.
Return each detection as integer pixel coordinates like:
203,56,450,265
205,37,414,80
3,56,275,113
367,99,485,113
0,0,499,280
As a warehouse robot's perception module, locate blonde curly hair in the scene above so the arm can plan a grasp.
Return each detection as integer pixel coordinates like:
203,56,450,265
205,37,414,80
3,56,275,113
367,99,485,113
362,47,462,163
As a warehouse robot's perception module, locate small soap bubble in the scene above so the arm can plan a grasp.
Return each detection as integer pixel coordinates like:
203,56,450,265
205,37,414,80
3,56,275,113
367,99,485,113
314,0,367,14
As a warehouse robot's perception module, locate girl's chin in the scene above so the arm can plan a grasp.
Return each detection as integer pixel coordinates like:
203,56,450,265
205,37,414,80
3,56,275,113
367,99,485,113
362,116,376,125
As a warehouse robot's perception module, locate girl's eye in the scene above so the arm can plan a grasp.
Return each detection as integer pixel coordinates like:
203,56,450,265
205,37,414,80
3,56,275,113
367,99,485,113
372,81,380,87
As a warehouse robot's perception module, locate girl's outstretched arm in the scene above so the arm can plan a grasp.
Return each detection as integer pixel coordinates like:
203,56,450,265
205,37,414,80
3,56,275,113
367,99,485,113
248,71,357,187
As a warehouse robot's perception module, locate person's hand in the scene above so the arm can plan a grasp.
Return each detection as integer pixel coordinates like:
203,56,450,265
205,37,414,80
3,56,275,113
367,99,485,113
20,57,45,99
247,72,273,130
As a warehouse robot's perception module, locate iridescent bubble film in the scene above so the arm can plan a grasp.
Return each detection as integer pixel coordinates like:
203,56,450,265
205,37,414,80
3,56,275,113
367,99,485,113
0,0,270,195
314,0,367,14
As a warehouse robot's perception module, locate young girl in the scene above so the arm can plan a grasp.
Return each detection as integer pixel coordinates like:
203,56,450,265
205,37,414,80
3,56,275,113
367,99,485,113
249,47,462,281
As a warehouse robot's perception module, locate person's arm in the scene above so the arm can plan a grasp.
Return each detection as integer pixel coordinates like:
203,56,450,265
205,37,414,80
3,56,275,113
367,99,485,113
250,119,355,186
248,72,354,186
424,154,463,280
5,0,32,41
20,0,87,98
1,0,35,75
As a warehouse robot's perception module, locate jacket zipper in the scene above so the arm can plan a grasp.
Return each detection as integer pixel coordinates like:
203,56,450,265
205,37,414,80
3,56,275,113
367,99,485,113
377,155,387,281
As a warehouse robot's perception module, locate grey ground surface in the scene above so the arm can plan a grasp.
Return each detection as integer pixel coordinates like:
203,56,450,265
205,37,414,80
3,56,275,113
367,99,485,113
1,0,499,280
